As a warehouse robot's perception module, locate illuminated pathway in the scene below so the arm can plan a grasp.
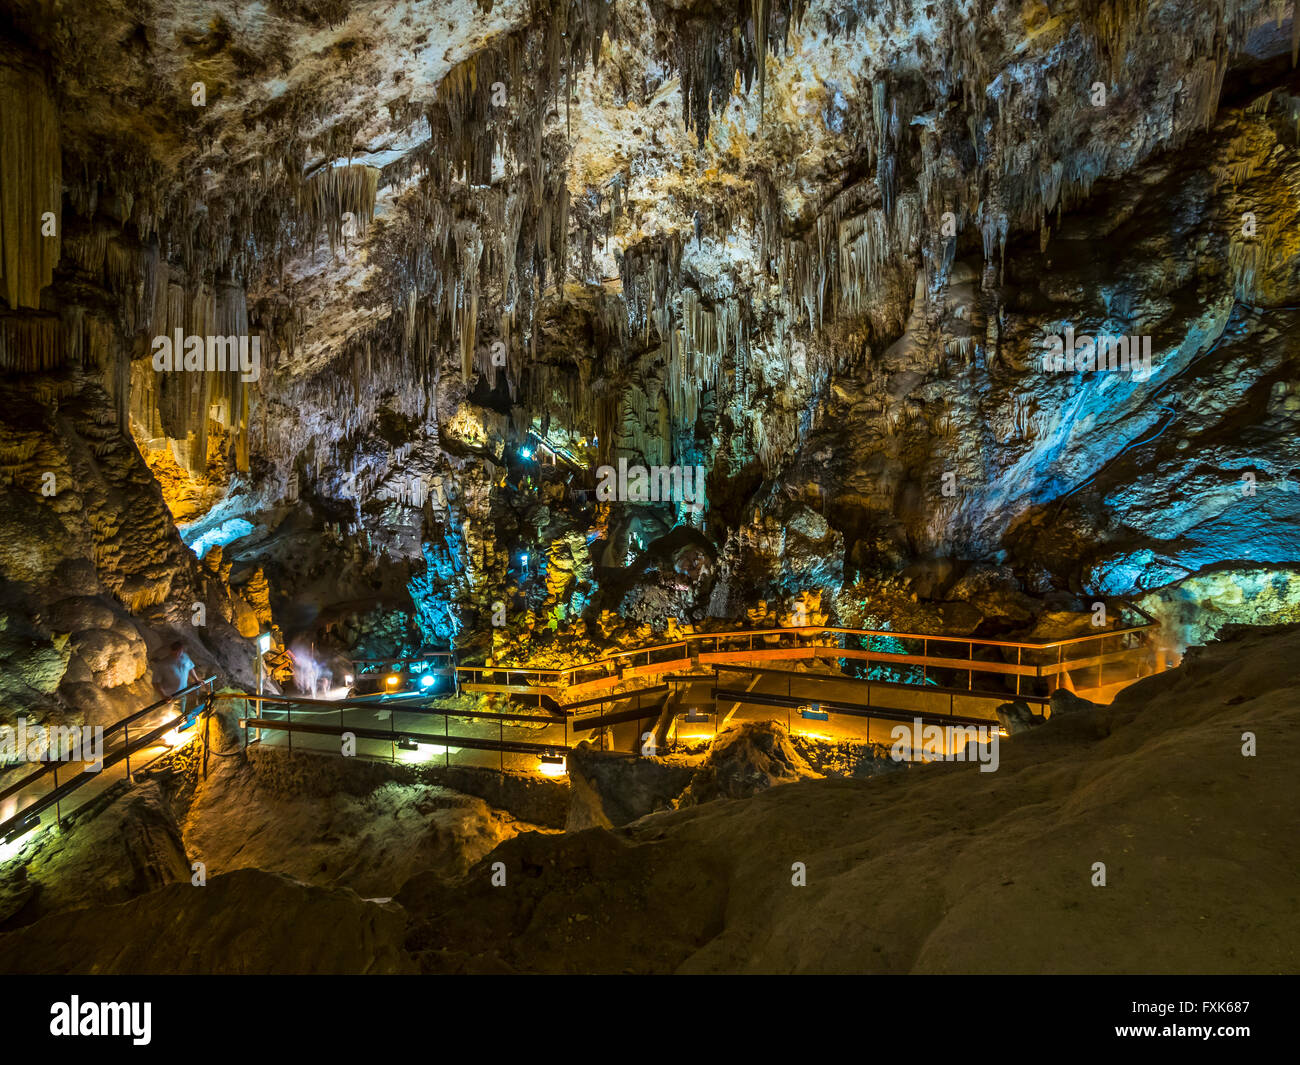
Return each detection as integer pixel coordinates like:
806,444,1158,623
1,613,1163,855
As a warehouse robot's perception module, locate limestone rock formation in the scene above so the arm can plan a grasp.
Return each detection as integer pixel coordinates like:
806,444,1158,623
0,781,191,930
674,720,824,806
565,742,695,829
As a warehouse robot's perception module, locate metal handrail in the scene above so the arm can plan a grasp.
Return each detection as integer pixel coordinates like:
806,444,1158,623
221,691,565,724
335,606,1157,692
0,677,216,805
462,616,1158,686
0,677,217,841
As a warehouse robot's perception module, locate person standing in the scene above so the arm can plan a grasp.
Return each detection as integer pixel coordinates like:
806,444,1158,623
154,641,202,717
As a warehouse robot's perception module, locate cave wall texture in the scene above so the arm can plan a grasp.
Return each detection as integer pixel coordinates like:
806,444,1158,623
1,0,1299,729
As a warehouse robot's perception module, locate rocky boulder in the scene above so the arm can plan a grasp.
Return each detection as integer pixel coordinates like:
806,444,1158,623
1049,689,1101,719
995,700,1045,735
675,722,823,807
0,780,191,931
565,743,695,830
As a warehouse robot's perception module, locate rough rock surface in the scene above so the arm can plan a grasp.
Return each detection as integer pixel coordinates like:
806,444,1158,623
1,621,1297,973
674,721,824,806
0,869,415,975
3,1,1298,684
0,781,191,931
995,699,1045,734
181,746,549,896
565,742,695,830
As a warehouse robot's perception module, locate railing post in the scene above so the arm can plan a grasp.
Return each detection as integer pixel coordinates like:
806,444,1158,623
52,762,60,828
1016,647,1022,696
124,723,130,780
286,702,293,755
202,692,211,780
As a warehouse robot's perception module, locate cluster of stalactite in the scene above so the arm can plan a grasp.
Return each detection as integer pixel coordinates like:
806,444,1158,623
57,209,246,475
124,278,254,476
255,311,440,508
661,0,809,143
295,0,854,483
954,0,1280,275
297,164,381,258
10,0,1295,543
608,0,1293,489
347,0,617,429
0,53,62,370
326,0,1298,503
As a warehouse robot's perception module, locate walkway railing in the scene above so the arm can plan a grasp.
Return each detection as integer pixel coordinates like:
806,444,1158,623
219,690,571,773
354,603,1160,706
0,677,216,844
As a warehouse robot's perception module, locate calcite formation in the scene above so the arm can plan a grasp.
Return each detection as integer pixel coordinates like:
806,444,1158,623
0,0,1296,731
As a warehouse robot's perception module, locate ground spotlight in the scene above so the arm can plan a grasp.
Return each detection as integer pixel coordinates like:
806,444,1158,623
538,752,567,776
2,816,40,845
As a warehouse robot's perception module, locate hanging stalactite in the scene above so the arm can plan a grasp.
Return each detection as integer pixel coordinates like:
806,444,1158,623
0,55,61,315
297,164,381,257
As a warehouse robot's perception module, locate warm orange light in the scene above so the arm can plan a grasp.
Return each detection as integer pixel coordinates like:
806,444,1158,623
162,725,199,748
538,754,567,776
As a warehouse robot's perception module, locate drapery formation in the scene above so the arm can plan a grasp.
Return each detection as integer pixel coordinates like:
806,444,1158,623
0,54,62,370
